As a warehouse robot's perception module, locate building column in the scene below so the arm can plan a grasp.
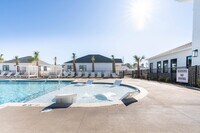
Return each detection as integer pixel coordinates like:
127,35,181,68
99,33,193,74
192,0,200,66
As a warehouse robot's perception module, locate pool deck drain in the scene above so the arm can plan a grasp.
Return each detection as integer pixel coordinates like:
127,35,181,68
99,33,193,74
0,78,200,133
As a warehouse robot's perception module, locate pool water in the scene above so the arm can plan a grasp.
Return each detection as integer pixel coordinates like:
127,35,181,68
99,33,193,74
0,80,70,105
0,80,138,105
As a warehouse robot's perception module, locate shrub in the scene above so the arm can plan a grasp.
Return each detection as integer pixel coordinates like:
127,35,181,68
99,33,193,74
165,77,170,83
197,79,200,87
158,76,163,82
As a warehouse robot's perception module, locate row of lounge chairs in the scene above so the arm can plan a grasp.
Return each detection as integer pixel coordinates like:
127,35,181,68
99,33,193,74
0,71,119,79
0,71,37,78
62,71,119,78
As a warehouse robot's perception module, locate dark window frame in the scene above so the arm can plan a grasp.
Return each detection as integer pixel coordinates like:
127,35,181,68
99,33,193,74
157,61,161,73
186,56,192,68
79,65,87,72
163,60,168,73
2,65,9,71
44,66,47,71
170,58,177,73
67,65,73,71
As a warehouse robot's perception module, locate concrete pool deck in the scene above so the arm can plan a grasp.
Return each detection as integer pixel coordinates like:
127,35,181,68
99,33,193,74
0,78,200,133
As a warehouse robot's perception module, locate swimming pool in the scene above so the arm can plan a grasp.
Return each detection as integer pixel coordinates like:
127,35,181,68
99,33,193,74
0,80,138,105
0,80,70,105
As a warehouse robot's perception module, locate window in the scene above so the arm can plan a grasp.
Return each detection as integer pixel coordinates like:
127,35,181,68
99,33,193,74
163,60,168,73
67,65,73,71
150,63,153,73
186,56,192,68
171,59,177,73
44,66,47,71
79,65,87,71
192,49,198,57
2,65,9,71
157,61,161,73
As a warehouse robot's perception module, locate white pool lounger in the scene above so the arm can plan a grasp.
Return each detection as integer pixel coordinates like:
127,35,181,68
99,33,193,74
83,72,89,78
86,80,93,85
0,71,6,77
5,72,13,77
120,91,137,100
113,80,122,86
55,94,77,104
97,72,102,78
97,92,116,101
90,72,95,78
76,72,82,78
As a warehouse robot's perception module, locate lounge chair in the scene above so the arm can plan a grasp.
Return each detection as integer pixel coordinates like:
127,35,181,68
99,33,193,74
28,73,38,78
112,73,118,78
83,72,89,78
103,72,110,78
55,94,77,104
113,80,122,86
57,72,62,78
68,72,75,78
95,92,116,101
74,80,93,86
90,72,95,78
5,72,13,78
20,72,29,78
13,72,20,78
0,71,6,77
86,80,93,85
97,72,102,78
48,72,56,78
76,72,82,78
62,71,69,78
120,91,137,100
120,91,138,106
41,72,49,78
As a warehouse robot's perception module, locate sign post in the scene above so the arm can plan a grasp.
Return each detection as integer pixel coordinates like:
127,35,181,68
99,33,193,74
176,68,188,83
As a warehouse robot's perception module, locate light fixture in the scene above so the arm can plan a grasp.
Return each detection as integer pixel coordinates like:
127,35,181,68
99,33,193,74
192,49,198,57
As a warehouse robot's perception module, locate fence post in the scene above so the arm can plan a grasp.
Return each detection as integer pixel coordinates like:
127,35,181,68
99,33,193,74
132,71,134,78
195,65,198,87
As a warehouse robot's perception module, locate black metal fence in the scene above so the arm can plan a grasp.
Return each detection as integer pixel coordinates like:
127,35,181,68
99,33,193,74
132,65,200,88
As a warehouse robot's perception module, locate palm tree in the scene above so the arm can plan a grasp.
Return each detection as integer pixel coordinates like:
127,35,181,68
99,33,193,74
111,55,116,73
15,56,20,72
0,54,4,63
133,55,145,78
91,56,95,72
32,51,40,76
72,53,76,73
54,57,57,65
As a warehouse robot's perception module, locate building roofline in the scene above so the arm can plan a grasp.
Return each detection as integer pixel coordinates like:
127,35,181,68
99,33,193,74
147,42,192,60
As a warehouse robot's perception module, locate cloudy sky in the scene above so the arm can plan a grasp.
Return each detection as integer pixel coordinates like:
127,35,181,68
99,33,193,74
0,0,193,64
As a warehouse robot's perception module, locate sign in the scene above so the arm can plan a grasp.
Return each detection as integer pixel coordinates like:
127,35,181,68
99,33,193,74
176,68,188,83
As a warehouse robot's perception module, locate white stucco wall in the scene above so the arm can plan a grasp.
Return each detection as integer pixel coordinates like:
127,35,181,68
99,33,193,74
0,63,51,73
148,48,192,69
192,0,200,65
64,63,122,73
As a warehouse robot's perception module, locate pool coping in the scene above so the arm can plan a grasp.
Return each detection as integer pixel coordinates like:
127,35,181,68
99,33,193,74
0,79,148,108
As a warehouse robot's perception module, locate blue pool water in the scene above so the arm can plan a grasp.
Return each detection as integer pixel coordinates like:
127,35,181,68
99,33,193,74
0,80,70,105
0,80,138,104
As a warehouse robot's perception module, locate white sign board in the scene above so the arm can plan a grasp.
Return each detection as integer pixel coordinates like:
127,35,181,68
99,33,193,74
176,69,188,83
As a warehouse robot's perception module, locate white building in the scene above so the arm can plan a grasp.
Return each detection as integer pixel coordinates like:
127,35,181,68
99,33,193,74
64,54,123,73
0,56,51,75
148,0,200,70
147,42,192,72
177,0,200,65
